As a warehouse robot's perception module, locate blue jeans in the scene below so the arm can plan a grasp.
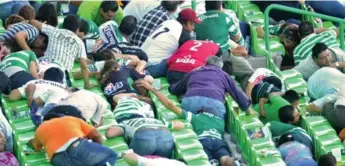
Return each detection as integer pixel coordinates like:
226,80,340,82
51,139,118,166
0,1,30,22
307,0,345,19
182,96,226,119
146,59,168,78
166,70,186,84
130,129,174,158
200,137,232,161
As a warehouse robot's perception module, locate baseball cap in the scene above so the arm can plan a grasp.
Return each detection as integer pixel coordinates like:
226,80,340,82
179,8,201,24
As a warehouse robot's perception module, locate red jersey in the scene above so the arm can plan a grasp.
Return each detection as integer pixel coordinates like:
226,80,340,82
167,40,220,73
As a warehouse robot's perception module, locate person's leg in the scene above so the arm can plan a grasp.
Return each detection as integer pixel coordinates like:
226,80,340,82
64,139,118,166
154,130,174,158
166,70,186,84
129,130,157,156
307,0,345,19
211,138,233,166
146,60,168,78
181,96,207,114
51,152,74,166
322,102,345,133
9,71,34,90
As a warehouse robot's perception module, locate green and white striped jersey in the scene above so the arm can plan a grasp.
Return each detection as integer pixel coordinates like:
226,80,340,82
293,30,339,65
113,97,154,120
0,50,38,77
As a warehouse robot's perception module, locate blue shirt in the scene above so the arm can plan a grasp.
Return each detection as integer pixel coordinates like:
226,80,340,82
169,65,251,111
279,141,315,166
0,23,39,45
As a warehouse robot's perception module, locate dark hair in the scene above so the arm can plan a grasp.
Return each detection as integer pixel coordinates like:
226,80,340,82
312,43,328,60
100,1,118,13
205,1,223,11
119,16,137,36
262,76,282,90
79,19,89,34
99,60,120,85
95,49,116,61
43,113,64,121
161,1,180,12
43,67,64,84
5,14,24,28
279,105,296,124
62,15,80,32
278,133,295,146
35,2,58,27
282,26,300,44
318,154,337,166
298,21,314,38
18,5,35,20
283,90,300,104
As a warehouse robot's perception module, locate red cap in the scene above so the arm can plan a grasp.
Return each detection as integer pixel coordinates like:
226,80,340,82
179,8,201,24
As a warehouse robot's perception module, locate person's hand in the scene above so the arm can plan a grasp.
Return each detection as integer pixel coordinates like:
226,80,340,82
85,83,98,89
136,80,153,91
260,109,266,117
92,40,103,53
298,0,306,5
246,107,258,116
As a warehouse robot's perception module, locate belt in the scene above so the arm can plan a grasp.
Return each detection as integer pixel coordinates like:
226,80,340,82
137,126,168,132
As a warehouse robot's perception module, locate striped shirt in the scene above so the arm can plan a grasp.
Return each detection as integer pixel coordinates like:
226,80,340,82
0,23,39,45
293,30,339,65
42,24,87,72
113,97,154,120
131,5,171,47
0,50,38,77
117,118,167,139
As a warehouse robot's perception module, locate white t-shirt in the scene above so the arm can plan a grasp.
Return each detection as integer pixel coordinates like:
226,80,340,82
248,68,283,89
308,67,345,108
18,80,69,104
123,0,161,23
141,19,183,65
57,90,109,125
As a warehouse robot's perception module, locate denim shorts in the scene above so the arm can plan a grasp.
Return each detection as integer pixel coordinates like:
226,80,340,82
200,137,232,161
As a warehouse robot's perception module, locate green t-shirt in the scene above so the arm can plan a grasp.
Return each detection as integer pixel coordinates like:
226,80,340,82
77,1,124,26
253,95,290,123
195,10,244,53
267,121,310,144
293,30,339,65
84,19,100,39
0,50,38,77
181,110,224,140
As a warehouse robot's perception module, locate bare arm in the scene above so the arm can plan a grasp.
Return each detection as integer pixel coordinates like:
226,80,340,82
245,82,254,100
86,129,104,144
27,138,43,151
25,83,36,106
106,126,124,139
79,58,95,89
259,98,267,117
29,20,43,31
137,80,183,117
15,31,31,50
29,61,39,79
135,60,147,73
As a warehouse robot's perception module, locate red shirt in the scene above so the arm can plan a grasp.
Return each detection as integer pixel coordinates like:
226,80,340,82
167,40,220,73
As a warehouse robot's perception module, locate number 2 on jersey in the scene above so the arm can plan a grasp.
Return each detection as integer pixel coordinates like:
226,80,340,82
189,41,204,51
152,27,169,39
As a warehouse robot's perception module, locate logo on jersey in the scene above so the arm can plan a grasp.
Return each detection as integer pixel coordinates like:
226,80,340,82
102,25,117,45
104,82,124,95
175,55,195,64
